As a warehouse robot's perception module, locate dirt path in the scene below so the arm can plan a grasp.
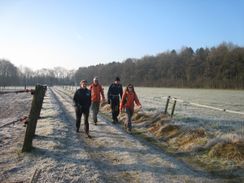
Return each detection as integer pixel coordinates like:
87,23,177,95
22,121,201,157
49,87,226,183
0,87,227,182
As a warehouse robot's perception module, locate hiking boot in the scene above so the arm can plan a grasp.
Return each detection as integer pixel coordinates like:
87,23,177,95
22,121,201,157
76,129,79,133
86,133,92,138
127,128,132,133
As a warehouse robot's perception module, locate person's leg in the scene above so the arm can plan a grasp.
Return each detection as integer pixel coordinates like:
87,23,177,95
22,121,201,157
114,99,120,122
91,102,98,124
126,108,133,132
125,108,130,131
75,107,82,132
96,102,100,116
83,110,90,137
94,102,100,124
111,98,119,123
111,100,116,123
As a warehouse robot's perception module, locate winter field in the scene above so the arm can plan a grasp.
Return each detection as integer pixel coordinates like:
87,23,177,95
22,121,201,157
133,87,244,134
0,86,243,182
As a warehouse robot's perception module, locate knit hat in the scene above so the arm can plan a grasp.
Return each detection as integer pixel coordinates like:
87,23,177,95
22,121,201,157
115,77,120,81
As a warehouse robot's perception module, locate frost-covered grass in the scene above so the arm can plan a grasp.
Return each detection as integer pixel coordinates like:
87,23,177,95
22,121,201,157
1,86,239,182
1,87,230,182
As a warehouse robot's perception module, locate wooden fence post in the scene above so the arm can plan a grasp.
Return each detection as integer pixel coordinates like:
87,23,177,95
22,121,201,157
164,96,170,114
171,100,177,117
33,85,47,135
22,85,47,152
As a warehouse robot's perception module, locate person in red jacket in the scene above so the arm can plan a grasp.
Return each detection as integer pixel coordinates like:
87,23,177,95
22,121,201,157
120,84,141,132
90,77,105,125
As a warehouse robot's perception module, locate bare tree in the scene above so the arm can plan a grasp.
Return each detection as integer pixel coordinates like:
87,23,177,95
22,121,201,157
0,59,19,87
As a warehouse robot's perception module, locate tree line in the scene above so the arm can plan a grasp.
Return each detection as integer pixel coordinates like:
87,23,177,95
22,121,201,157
1,43,244,89
75,43,244,89
0,60,74,87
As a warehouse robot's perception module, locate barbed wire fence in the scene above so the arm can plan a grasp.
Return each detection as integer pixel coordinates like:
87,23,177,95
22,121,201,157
0,88,35,129
0,85,47,152
0,89,35,95
145,95,244,136
0,116,28,129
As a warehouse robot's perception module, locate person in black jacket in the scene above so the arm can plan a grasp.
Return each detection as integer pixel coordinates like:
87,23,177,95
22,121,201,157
73,80,91,138
107,77,123,123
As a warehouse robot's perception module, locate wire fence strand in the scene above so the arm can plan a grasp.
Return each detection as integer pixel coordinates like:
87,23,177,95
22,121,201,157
0,89,34,95
0,116,28,129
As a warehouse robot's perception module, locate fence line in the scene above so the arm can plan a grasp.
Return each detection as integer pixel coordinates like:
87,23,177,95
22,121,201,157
0,85,47,152
164,96,244,116
161,96,244,117
0,89,34,95
0,90,32,128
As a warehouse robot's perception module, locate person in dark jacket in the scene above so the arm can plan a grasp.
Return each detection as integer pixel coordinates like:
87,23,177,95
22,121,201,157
107,77,123,123
73,80,91,138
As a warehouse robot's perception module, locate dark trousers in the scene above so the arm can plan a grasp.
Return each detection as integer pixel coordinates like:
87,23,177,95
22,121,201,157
75,107,89,134
111,99,120,122
125,108,133,130
91,102,100,123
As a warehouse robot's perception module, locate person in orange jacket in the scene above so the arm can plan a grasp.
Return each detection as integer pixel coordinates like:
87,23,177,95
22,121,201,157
120,84,141,132
90,77,105,125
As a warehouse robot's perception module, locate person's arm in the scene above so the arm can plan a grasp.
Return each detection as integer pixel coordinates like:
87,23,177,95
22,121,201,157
107,85,111,104
73,90,78,106
134,92,141,107
74,90,82,109
100,85,105,101
120,92,126,111
119,84,123,98
88,90,91,107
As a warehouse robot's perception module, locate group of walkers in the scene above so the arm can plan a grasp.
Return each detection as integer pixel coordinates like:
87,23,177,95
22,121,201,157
73,76,141,138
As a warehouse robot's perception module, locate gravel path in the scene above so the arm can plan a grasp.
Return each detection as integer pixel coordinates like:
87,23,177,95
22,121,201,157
0,87,227,182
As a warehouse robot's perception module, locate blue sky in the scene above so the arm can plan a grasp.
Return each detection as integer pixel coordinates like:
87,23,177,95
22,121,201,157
0,0,243,70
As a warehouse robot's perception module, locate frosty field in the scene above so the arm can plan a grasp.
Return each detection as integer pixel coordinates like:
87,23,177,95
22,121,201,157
120,87,244,118
104,87,244,133
0,86,243,182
